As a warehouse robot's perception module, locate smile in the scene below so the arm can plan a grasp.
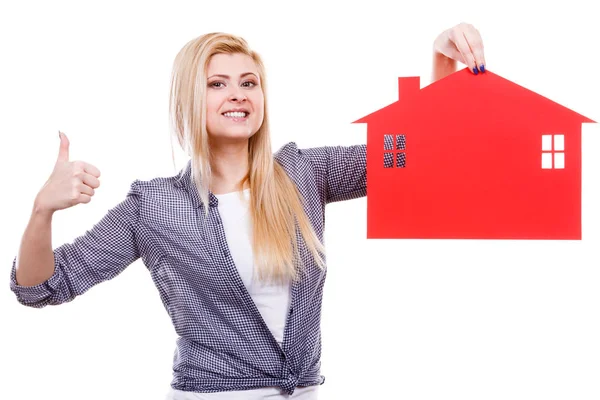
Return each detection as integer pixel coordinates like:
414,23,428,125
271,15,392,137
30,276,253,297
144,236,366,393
222,111,249,122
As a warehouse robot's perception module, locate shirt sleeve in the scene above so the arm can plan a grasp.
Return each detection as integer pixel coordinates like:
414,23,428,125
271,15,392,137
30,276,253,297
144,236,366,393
9,179,143,308
298,144,367,204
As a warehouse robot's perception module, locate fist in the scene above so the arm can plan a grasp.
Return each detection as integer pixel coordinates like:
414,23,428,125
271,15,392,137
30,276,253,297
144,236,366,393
34,131,102,213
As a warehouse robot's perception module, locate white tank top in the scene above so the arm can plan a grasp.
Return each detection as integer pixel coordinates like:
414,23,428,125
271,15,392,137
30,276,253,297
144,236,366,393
165,189,319,400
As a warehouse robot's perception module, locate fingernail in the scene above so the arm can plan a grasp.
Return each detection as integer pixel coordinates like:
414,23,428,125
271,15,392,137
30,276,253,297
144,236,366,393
58,130,61,138
480,64,485,73
473,67,479,75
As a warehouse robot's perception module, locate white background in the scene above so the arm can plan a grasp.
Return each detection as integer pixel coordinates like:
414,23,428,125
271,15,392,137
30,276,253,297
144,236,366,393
1,1,599,399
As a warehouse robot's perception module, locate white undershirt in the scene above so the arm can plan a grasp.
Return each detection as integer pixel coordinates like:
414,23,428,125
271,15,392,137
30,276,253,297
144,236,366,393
215,188,291,346
165,189,318,400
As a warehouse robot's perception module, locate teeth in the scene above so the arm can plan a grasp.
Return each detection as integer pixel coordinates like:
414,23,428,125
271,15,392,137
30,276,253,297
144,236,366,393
223,112,247,118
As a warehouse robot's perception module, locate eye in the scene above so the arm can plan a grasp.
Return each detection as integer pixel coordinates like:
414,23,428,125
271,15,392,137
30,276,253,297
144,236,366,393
210,82,224,88
242,80,257,88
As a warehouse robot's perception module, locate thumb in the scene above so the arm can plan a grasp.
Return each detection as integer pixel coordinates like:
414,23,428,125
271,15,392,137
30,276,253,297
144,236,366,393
57,131,70,163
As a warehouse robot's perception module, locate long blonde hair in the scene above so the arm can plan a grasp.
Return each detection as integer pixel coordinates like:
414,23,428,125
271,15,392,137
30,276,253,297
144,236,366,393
168,32,325,285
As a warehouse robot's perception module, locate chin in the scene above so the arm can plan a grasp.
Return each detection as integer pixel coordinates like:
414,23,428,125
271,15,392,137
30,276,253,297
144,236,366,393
210,131,257,143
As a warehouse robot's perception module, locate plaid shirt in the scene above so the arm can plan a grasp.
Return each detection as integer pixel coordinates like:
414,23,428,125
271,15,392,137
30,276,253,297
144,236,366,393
9,141,367,396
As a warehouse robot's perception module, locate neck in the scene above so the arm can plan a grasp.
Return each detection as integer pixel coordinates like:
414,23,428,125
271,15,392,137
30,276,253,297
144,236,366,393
209,139,250,194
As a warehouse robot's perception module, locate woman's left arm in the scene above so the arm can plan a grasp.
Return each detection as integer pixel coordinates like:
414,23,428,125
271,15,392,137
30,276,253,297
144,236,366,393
302,23,487,204
432,22,486,82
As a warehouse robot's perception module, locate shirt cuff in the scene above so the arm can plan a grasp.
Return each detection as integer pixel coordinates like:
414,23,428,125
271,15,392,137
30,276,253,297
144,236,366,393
9,254,62,307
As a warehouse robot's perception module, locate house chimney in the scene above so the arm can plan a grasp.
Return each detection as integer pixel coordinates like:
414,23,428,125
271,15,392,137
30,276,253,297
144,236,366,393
398,77,420,101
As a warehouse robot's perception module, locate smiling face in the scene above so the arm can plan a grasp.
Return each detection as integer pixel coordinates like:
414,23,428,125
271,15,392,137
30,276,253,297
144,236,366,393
205,53,264,144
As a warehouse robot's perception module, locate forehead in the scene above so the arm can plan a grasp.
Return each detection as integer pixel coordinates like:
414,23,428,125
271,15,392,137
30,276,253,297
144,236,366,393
207,53,258,77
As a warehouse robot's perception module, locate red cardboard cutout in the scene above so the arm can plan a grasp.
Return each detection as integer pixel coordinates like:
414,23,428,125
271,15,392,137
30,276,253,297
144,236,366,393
352,68,596,240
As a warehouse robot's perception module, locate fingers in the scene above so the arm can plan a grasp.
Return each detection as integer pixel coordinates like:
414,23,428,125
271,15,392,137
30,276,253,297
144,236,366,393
81,171,101,189
71,161,101,201
450,23,486,75
449,26,477,74
71,170,97,206
74,174,97,205
57,131,70,163
56,132,101,178
72,160,101,179
82,161,101,179
77,183,95,197
463,24,486,73
78,194,92,204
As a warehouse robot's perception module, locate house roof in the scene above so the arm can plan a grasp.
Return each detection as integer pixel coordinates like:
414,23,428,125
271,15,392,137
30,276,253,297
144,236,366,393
352,67,596,125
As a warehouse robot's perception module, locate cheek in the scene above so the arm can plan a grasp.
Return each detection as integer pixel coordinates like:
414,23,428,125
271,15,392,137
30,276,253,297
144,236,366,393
206,113,217,128
205,109,221,133
252,96,265,120
205,96,222,125
255,109,265,124
205,98,218,115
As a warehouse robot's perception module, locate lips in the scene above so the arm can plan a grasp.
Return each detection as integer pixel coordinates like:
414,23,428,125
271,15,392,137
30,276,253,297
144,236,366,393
222,112,249,122
222,108,250,115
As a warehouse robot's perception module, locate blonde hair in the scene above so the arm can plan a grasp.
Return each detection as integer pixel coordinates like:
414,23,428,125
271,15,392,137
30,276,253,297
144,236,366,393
168,32,325,285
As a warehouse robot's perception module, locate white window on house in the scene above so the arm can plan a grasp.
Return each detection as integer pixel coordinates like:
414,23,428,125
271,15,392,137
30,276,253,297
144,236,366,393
383,134,406,168
542,134,564,169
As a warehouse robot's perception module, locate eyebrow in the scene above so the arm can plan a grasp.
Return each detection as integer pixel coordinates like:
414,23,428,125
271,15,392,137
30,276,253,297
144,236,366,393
208,72,258,80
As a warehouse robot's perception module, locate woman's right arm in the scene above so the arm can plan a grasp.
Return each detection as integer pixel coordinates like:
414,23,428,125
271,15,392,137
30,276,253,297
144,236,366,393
10,131,142,308
14,206,56,287
10,180,142,308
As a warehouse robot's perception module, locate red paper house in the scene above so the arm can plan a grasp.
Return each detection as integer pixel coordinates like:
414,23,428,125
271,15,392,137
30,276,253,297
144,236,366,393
352,68,596,240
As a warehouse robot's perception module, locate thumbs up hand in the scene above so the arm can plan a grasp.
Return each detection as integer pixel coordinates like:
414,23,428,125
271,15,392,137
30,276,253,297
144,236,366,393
33,131,102,214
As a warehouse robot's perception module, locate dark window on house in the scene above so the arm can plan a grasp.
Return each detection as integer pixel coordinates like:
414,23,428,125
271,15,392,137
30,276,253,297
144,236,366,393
384,134,406,168
542,134,564,169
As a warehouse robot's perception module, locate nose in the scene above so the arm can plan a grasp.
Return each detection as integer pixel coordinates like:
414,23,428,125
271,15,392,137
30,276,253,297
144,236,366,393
228,85,247,102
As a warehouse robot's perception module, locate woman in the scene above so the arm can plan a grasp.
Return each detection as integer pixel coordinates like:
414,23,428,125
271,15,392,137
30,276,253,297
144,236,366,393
10,23,486,399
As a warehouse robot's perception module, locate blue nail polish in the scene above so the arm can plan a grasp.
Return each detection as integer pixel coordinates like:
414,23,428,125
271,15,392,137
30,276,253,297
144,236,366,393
473,67,479,75
480,64,485,73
